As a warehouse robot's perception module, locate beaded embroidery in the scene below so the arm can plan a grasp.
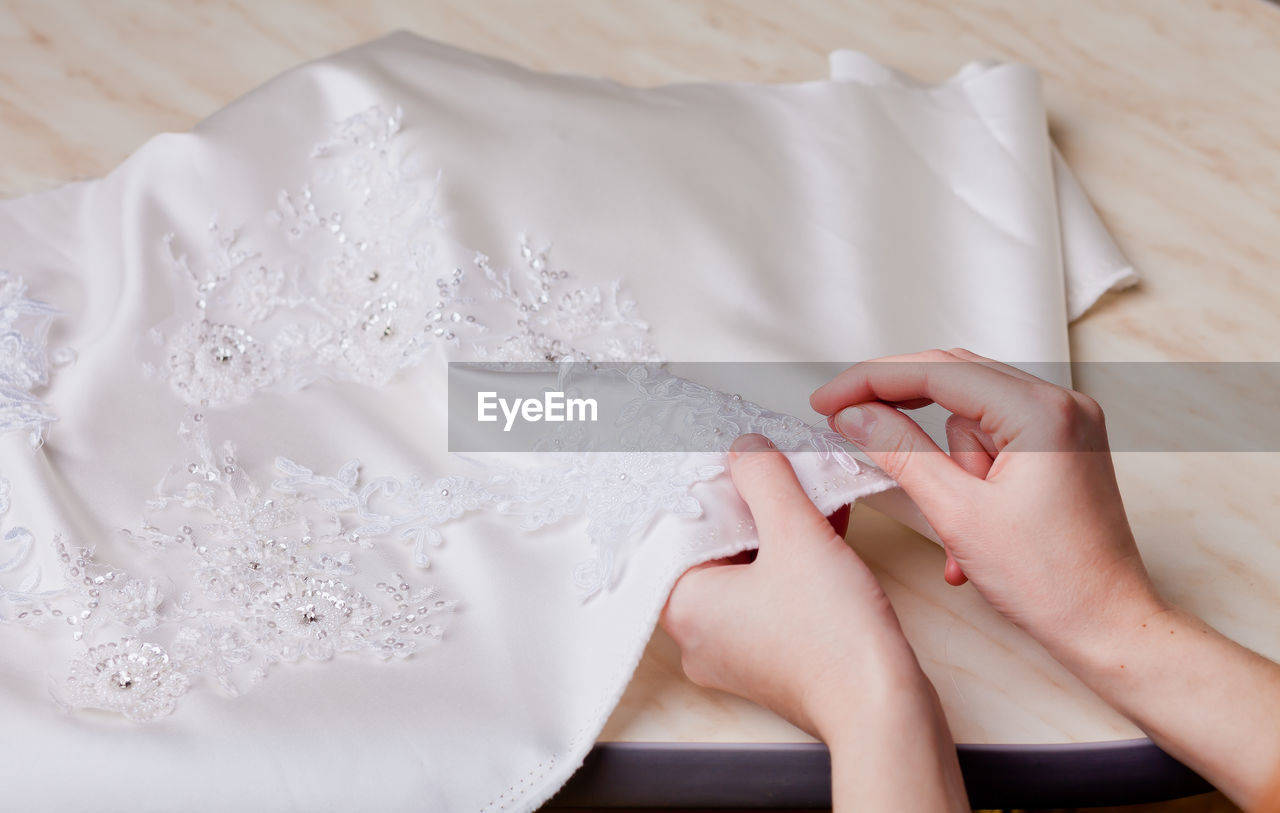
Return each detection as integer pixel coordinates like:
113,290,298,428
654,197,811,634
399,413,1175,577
149,105,657,407
8,411,459,721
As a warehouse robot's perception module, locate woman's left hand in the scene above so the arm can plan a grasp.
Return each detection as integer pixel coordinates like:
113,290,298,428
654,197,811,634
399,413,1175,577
661,433,968,811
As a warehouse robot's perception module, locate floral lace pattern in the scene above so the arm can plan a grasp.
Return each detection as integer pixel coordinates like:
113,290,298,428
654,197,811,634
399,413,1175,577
485,450,725,597
0,269,65,445
3,356,878,721
2,411,458,722
512,364,893,592
1,103,889,724
149,105,657,408
66,640,190,723
613,365,878,508
0,476,68,624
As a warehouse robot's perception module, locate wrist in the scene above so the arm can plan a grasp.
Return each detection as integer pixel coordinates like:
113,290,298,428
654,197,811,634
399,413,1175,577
1035,578,1171,676
1039,588,1172,686
808,652,940,749
821,667,969,813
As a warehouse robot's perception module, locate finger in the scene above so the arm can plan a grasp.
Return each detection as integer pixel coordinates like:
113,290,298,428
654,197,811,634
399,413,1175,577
812,350,1028,417
944,347,1049,385
944,553,968,586
728,434,833,550
826,504,851,539
810,350,1058,446
662,553,747,633
945,414,996,479
828,402,975,518
892,350,1023,411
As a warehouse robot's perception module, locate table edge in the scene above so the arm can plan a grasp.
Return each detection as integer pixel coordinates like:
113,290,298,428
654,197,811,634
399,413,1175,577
548,738,1213,808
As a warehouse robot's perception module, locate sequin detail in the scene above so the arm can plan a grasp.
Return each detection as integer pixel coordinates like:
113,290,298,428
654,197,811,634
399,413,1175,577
65,639,190,722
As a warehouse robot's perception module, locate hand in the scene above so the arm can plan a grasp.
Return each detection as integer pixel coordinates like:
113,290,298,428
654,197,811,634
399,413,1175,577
662,434,969,812
811,348,1165,658
661,433,930,739
812,349,1280,808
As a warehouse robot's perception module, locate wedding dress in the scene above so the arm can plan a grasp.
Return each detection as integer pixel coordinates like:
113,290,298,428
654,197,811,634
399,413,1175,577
0,32,1133,811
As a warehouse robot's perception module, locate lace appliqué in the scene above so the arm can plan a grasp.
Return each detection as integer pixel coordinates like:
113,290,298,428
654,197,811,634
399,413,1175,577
0,476,69,624
272,457,490,569
148,104,657,407
478,364,894,595
0,269,68,445
487,452,724,598
65,640,189,722
468,241,658,363
614,366,886,512
0,104,895,725
7,413,458,722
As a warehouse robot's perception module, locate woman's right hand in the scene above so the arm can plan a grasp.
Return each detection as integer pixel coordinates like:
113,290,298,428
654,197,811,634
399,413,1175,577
814,349,1280,808
810,348,1166,661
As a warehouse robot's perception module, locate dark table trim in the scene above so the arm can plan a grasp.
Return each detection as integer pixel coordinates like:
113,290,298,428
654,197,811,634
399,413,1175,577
547,738,1213,809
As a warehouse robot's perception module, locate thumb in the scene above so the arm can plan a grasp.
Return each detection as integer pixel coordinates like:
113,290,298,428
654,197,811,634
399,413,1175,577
829,402,975,521
727,434,835,553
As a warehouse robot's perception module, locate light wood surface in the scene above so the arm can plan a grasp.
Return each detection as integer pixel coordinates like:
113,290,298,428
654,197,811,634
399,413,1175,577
1,2,1276,788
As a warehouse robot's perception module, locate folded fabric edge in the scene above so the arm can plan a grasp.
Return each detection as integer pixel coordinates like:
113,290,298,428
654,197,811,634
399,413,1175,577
1066,262,1139,323
1051,146,1140,322
828,50,1140,325
827,48,1015,91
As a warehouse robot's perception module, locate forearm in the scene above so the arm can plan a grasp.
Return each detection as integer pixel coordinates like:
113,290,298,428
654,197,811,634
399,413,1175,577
1053,603,1280,808
823,677,969,813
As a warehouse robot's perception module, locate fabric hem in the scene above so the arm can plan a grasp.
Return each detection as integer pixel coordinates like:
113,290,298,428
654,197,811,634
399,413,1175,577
1067,264,1139,323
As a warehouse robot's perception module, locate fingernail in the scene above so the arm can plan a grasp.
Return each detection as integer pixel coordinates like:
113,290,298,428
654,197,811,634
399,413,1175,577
834,406,875,445
730,433,775,455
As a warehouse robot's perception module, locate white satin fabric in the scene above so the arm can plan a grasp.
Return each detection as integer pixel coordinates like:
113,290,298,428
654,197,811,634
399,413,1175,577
0,32,1132,811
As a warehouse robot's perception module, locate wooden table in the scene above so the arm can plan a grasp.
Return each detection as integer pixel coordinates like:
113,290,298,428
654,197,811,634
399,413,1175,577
3,1,1277,808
